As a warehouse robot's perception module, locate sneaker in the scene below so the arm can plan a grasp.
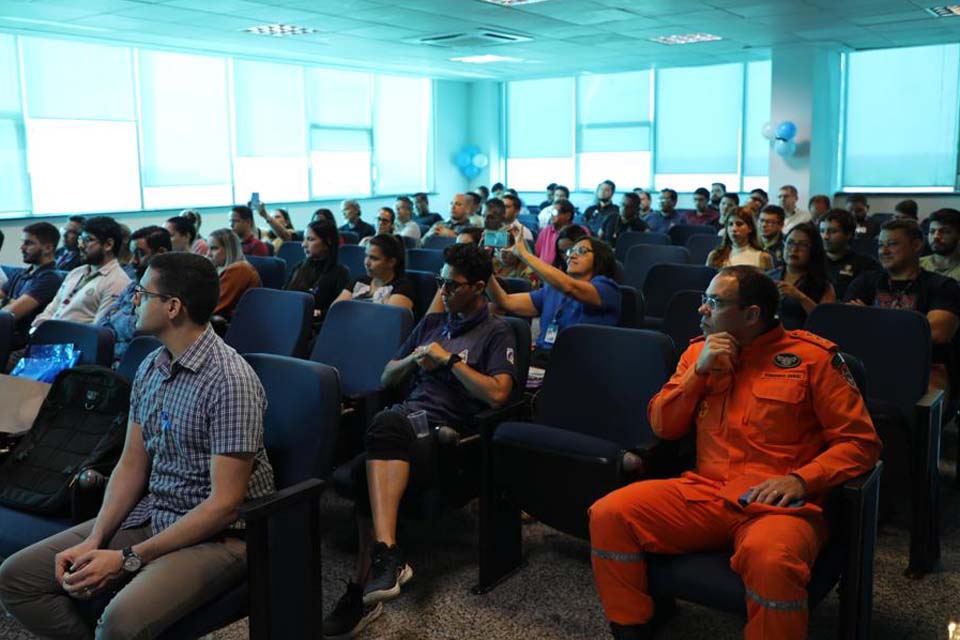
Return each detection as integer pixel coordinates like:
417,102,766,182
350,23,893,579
363,542,413,605
323,581,383,639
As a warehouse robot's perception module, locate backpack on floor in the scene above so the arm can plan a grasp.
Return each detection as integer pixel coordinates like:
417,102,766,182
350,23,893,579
0,365,131,516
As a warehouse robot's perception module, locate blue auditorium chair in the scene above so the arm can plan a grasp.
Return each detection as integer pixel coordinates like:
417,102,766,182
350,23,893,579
668,224,719,247
500,277,532,295
623,244,691,293
223,288,313,358
116,335,163,382
869,213,894,226
276,241,305,284
662,289,705,352
399,235,418,250
685,234,720,265
615,231,670,262
806,303,942,577
851,235,878,259
29,320,114,367
407,248,445,273
422,235,456,251
641,264,716,330
517,213,540,236
338,244,367,280
245,256,285,290
406,269,439,321
0,311,13,373
476,326,676,592
341,230,359,245
617,285,644,329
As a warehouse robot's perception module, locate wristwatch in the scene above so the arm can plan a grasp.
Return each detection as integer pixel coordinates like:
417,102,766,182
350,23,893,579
121,546,144,573
445,353,462,371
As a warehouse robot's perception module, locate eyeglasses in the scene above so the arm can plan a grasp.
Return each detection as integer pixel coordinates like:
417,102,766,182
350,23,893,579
565,246,593,258
435,276,470,293
377,218,392,224
79,235,99,246
132,285,173,302
785,239,811,249
700,294,738,311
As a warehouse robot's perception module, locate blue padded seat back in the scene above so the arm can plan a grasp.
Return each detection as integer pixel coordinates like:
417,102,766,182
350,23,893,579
624,245,692,293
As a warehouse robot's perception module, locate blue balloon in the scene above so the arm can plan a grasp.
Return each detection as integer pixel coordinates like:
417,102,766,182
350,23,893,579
776,121,797,141
455,150,472,168
463,165,481,179
774,139,797,157
464,144,481,157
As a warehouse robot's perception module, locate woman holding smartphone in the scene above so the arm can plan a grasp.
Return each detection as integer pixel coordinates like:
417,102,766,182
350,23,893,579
486,227,621,367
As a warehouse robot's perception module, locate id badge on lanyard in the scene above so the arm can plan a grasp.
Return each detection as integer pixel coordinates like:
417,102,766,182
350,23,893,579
544,295,570,346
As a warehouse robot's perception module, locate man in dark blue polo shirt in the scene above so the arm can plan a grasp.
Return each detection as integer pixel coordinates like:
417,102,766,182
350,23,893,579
582,179,619,235
0,222,63,350
324,243,516,639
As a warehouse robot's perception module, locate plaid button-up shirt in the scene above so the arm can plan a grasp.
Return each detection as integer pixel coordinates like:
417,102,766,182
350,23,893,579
122,326,275,535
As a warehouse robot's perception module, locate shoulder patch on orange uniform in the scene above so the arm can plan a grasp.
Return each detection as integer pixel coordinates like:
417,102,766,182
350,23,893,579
788,329,837,353
689,335,706,344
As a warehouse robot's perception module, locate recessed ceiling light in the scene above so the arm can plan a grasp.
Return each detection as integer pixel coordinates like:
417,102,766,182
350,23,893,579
244,23,319,37
925,5,960,16
476,0,551,6
650,32,723,45
450,54,523,64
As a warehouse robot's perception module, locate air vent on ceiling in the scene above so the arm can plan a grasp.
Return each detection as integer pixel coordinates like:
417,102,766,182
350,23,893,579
412,28,532,48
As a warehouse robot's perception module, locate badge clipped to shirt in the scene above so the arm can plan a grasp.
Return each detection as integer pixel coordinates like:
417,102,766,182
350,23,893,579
544,321,559,345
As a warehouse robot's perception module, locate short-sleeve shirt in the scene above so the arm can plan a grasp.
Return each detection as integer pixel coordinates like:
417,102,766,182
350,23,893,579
844,269,960,318
642,210,687,234
529,275,622,349
767,268,830,330
339,219,376,241
601,214,648,245
122,327,275,535
241,235,271,257
391,307,517,427
2,263,62,348
345,275,415,305
685,209,720,227
826,250,881,300
582,203,619,234
920,254,960,282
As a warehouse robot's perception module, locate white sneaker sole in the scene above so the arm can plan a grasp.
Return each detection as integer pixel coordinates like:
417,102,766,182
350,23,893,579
362,564,413,605
324,601,383,639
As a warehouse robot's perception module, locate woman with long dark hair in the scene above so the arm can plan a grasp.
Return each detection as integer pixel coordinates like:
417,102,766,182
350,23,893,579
553,225,589,271
334,234,414,310
285,220,349,320
707,207,773,270
766,222,836,329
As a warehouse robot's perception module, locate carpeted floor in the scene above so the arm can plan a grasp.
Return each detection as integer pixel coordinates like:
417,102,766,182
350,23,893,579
1,438,958,639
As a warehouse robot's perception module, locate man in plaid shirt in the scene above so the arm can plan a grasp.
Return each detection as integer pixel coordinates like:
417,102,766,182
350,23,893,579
0,252,275,639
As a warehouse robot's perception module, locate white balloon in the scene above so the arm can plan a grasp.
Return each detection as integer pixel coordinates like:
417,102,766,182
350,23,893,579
472,153,489,169
761,121,777,141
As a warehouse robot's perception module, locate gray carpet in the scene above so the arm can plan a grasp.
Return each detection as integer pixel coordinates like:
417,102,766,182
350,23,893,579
1,444,958,639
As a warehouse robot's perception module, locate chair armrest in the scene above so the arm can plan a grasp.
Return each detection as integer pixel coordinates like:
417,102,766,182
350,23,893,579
836,462,883,639
470,397,528,434
239,478,325,523
907,387,944,576
839,462,882,507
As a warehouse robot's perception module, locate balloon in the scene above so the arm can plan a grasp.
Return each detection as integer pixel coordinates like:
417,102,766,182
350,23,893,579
472,153,489,169
463,165,481,179
455,150,472,169
464,144,481,157
774,139,797,157
776,121,797,141
761,121,777,141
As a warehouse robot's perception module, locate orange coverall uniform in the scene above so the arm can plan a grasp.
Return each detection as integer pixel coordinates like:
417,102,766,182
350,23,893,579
589,326,881,640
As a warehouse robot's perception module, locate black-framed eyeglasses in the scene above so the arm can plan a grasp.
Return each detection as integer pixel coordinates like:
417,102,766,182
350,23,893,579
435,276,470,293
701,293,738,311
133,284,173,302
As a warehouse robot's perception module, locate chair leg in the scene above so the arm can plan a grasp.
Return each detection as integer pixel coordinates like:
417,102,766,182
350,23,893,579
907,399,942,577
473,484,523,594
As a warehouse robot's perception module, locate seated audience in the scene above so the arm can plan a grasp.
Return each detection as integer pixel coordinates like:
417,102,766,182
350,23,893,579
539,182,557,211
456,227,484,245
766,222,836,329
600,192,648,245
423,193,475,240
719,192,740,221
709,182,726,210
285,220,349,321
322,243,515,639
477,185,490,202
487,229,620,368
746,188,768,213
33,216,131,329
583,180,619,235
230,205,271,256
846,194,879,237
118,225,134,279
334,234,414,311
845,219,960,392
589,266,880,640
538,185,571,228
55,216,85,272
535,200,582,267
208,228,261,321
483,198,506,232
339,199,376,241
465,192,485,227
413,192,442,230
0,252,275,640
394,196,422,243
779,184,810,233
758,205,786,270
491,182,506,199
894,199,919,221
553,225,591,270
165,216,197,253
98,226,171,363
494,232,540,288
707,208,774,270
921,208,960,281
635,189,653,215
0,222,62,350
808,195,831,223
258,204,295,250
360,208,396,247
502,194,533,243
819,208,881,299
686,187,720,227
179,209,210,256
643,189,687,233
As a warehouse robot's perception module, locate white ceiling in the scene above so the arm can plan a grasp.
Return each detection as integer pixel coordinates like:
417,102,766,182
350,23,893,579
0,0,957,79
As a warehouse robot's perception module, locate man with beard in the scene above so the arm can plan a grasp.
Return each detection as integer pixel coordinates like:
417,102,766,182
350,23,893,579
601,192,648,245
819,209,881,299
921,208,960,281
55,216,85,272
709,182,726,210
583,180,619,235
32,216,130,329
98,226,172,363
0,222,63,350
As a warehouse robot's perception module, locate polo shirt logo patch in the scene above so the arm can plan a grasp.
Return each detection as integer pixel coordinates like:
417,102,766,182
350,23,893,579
773,353,801,369
506,347,514,364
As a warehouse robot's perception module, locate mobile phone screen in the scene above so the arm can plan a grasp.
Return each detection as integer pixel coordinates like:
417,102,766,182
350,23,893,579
484,230,509,249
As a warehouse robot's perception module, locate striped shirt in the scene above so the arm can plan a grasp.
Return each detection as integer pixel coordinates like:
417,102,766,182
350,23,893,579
122,326,275,535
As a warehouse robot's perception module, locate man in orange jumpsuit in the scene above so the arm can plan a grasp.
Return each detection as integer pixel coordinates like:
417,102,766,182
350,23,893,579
589,266,881,640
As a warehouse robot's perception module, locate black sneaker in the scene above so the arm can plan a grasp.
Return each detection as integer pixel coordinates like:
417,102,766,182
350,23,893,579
363,542,413,605
323,581,383,639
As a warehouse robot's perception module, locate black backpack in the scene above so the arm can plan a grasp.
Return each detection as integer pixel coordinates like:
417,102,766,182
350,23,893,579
0,366,130,516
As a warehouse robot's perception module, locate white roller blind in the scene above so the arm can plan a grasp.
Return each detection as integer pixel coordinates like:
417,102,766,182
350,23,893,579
0,35,22,115
373,75,430,194
507,78,573,158
743,60,771,178
305,68,372,127
577,70,651,152
233,59,306,157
